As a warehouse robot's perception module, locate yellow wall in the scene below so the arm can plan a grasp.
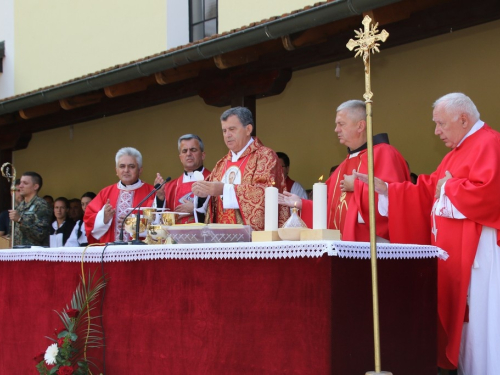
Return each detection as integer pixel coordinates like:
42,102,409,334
12,19,500,200
218,0,317,33
14,0,167,94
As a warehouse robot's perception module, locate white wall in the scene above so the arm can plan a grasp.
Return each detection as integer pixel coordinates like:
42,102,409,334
0,0,15,100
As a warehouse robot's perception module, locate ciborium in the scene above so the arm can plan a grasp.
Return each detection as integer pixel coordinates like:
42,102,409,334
124,215,148,240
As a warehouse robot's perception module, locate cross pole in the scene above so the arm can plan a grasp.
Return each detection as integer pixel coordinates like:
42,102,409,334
1,162,17,248
346,15,392,375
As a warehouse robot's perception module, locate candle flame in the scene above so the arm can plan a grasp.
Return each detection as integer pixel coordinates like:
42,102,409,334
318,175,324,182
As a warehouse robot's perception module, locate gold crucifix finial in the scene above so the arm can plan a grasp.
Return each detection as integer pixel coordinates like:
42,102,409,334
346,15,389,101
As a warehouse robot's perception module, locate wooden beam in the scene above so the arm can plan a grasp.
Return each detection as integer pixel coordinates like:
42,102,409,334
0,113,16,127
59,91,104,110
18,102,61,120
0,131,31,151
104,76,156,98
213,41,280,70
214,49,259,69
199,69,292,107
155,67,200,85
281,35,295,51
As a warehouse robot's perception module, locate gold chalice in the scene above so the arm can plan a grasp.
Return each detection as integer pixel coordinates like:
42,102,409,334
124,215,148,239
161,212,176,226
142,208,156,222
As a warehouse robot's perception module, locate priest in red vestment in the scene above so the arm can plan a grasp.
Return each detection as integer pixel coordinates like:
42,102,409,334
84,147,155,243
192,107,289,231
356,93,500,374
154,134,210,224
279,100,410,242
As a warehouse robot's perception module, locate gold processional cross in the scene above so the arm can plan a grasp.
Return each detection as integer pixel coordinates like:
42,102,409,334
346,15,392,375
346,16,389,101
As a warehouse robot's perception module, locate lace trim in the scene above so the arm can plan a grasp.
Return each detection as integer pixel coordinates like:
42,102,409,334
0,241,447,262
335,241,448,260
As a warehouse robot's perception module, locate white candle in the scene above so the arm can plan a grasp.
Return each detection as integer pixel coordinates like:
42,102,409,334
265,186,279,231
313,182,327,229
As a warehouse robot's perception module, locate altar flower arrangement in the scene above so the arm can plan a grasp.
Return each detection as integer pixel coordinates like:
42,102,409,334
35,271,107,375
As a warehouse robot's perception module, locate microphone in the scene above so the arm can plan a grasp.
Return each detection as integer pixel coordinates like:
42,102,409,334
110,177,171,245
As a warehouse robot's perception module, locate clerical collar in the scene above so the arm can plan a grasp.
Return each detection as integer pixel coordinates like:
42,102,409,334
184,165,204,176
118,179,143,190
231,137,254,162
457,120,484,148
347,133,390,155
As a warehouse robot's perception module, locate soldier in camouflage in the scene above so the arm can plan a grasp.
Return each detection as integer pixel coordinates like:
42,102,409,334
8,171,51,246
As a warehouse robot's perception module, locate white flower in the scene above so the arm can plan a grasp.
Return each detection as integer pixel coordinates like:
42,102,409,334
44,343,58,365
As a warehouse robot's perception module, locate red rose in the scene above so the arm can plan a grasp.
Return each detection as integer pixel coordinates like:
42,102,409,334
33,352,44,363
58,365,74,375
57,337,65,347
66,309,79,319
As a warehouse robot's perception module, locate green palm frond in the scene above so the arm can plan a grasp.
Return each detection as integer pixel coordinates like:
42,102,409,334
38,269,108,374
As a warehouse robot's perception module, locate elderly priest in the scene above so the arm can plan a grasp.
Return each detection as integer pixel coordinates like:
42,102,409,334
356,93,500,374
192,107,289,231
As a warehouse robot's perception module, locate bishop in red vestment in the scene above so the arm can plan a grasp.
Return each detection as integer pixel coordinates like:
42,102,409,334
154,134,210,224
279,100,409,241
84,147,154,243
357,93,500,374
192,107,289,231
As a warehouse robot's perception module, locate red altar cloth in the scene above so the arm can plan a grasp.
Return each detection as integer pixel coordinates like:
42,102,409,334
0,245,437,374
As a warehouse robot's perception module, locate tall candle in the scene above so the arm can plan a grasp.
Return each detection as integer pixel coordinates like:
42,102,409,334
313,182,327,229
265,186,278,231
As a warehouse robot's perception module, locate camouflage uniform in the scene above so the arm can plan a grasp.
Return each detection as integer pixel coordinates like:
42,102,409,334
14,196,51,246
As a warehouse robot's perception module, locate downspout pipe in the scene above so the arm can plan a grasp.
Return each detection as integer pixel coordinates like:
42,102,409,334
0,0,403,115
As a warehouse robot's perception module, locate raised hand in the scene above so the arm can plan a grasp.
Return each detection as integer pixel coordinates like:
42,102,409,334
353,171,388,196
103,199,116,224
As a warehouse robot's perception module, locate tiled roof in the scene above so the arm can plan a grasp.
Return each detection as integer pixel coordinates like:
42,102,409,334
1,0,336,103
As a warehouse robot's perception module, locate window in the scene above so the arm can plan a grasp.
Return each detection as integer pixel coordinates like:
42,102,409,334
0,41,4,73
189,0,218,42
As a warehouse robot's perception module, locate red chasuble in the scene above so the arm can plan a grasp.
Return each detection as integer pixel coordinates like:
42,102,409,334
84,182,155,244
300,141,410,241
386,124,500,369
206,137,290,231
163,168,211,224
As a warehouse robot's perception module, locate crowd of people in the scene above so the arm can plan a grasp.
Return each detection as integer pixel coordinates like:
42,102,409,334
1,93,498,373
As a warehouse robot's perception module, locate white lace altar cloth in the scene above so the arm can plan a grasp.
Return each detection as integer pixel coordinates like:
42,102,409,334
0,241,447,263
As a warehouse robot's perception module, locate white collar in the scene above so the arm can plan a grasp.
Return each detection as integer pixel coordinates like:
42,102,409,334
117,179,143,191
457,120,484,147
231,138,254,162
183,167,205,182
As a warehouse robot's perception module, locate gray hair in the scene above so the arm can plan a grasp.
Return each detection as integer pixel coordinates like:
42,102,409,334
336,100,366,122
115,147,143,168
177,134,205,153
220,107,254,127
433,93,480,123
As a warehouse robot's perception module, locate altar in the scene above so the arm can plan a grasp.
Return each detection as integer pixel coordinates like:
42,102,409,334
0,241,444,374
